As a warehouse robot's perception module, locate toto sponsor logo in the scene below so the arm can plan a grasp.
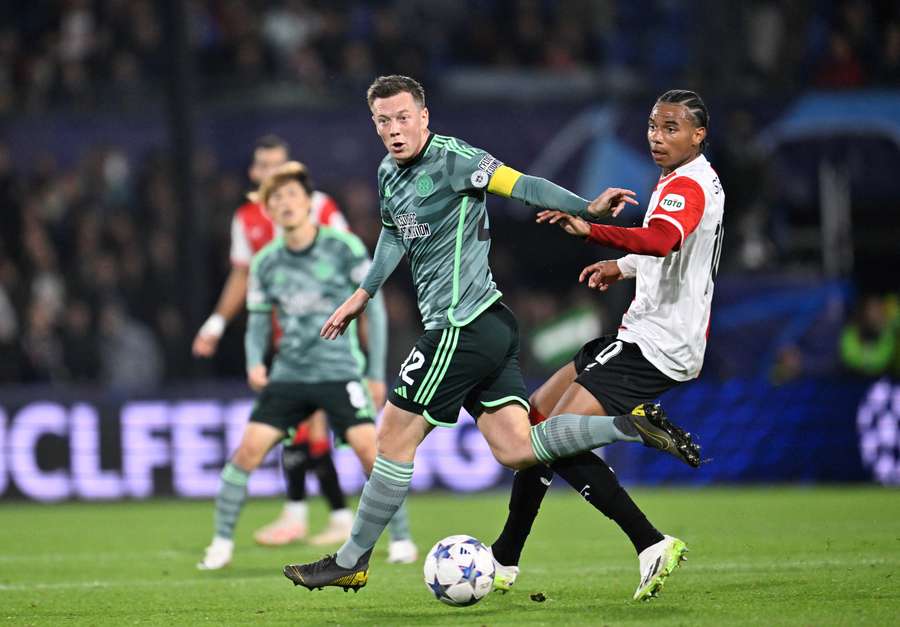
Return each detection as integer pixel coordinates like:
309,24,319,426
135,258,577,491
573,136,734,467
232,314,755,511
0,398,506,501
856,379,900,485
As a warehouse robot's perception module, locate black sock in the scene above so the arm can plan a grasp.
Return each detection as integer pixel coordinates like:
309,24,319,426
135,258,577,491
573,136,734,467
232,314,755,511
311,451,346,511
491,463,554,566
282,443,311,502
552,452,664,554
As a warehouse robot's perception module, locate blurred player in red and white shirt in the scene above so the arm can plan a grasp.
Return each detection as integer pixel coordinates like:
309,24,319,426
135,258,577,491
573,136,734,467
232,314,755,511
489,90,722,602
193,135,356,557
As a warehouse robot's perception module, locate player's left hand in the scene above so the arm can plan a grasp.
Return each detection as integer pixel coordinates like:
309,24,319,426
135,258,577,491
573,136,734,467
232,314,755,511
247,364,269,391
367,380,387,410
321,288,370,340
579,260,622,291
586,187,639,218
536,210,591,238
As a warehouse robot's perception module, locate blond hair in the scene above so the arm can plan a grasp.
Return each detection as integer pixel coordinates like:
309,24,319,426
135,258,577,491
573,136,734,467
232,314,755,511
252,161,313,205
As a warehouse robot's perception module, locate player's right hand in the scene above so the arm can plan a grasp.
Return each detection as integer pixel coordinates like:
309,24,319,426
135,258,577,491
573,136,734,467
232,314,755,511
321,288,370,340
192,332,220,357
247,364,269,391
579,260,623,291
535,210,591,238
586,187,639,218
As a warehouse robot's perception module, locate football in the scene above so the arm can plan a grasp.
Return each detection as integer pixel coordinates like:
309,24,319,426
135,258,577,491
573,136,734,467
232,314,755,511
423,534,496,606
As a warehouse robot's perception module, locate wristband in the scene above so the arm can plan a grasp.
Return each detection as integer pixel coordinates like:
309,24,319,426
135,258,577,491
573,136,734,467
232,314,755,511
199,313,226,338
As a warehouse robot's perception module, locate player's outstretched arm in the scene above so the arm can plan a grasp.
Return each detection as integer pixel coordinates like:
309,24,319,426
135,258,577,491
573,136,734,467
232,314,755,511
193,265,249,357
484,165,638,219
245,311,272,390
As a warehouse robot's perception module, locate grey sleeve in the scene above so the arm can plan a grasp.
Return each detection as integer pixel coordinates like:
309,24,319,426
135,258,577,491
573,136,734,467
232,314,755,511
509,174,591,218
245,311,271,369
363,290,388,381
360,227,405,297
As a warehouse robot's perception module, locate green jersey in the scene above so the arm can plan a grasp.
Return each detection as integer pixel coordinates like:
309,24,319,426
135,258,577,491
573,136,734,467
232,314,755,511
377,133,504,330
246,227,375,383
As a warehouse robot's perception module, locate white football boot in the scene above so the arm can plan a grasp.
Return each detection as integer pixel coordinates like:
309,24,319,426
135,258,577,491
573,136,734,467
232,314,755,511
633,535,688,601
197,536,234,570
387,539,419,564
253,505,308,546
488,548,520,593
309,509,353,546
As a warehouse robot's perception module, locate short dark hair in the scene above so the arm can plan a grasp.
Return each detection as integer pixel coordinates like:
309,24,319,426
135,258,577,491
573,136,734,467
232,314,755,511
656,89,709,151
366,75,426,109
258,161,313,205
255,133,290,153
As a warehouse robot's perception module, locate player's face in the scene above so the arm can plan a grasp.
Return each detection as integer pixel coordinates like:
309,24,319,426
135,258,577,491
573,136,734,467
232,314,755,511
249,146,289,185
647,103,706,174
266,180,311,229
371,92,430,163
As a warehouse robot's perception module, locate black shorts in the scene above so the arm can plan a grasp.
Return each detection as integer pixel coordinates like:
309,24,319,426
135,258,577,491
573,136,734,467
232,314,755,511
250,380,375,443
388,302,529,427
572,335,680,415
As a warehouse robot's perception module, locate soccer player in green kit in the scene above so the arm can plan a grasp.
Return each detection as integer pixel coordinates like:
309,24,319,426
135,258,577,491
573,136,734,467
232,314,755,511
283,76,699,591
198,162,414,570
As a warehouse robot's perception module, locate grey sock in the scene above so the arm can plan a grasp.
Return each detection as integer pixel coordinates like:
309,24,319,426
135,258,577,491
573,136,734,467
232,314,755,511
215,462,249,539
530,413,641,464
387,499,412,542
336,456,413,568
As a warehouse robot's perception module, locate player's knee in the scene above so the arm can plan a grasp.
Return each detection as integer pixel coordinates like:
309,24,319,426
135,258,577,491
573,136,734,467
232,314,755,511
232,444,266,471
491,442,535,471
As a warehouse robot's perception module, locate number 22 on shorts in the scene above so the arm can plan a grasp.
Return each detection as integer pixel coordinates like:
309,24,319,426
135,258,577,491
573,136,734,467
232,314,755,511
399,348,425,385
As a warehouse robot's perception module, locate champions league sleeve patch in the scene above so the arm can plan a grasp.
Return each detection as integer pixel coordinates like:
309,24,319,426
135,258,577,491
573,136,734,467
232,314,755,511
470,170,489,188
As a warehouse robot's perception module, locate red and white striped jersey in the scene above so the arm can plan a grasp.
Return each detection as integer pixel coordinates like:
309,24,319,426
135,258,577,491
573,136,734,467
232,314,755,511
617,154,725,382
229,191,348,266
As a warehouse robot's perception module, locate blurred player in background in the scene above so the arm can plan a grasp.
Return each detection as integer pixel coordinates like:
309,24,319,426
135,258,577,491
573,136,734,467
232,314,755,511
198,162,414,570
490,89,721,601
192,135,359,550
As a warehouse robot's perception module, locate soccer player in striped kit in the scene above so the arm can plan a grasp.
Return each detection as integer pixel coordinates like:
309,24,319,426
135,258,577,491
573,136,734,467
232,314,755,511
193,136,395,558
198,162,414,570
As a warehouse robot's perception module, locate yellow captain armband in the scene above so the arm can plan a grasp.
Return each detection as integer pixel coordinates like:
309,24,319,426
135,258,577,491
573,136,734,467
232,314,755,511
487,165,523,198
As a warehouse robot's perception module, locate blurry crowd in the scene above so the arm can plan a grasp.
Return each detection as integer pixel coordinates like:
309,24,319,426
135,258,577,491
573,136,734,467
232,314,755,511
0,137,614,389
1,0,898,113
1,0,898,389
0,141,243,388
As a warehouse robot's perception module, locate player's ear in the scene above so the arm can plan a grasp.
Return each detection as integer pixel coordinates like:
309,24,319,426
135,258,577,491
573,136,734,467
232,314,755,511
692,126,707,149
421,106,429,126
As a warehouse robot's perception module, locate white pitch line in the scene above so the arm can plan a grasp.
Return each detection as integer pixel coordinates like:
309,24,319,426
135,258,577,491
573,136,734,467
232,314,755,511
0,558,895,593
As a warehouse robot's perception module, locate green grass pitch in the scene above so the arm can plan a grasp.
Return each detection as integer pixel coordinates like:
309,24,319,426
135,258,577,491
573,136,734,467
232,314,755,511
1,487,898,625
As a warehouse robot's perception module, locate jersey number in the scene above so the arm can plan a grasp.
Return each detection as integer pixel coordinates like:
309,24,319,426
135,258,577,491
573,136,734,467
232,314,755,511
595,341,623,365
399,348,425,385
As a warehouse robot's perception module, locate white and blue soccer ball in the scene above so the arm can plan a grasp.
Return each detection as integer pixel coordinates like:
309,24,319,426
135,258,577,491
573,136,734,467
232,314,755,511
423,534,495,606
